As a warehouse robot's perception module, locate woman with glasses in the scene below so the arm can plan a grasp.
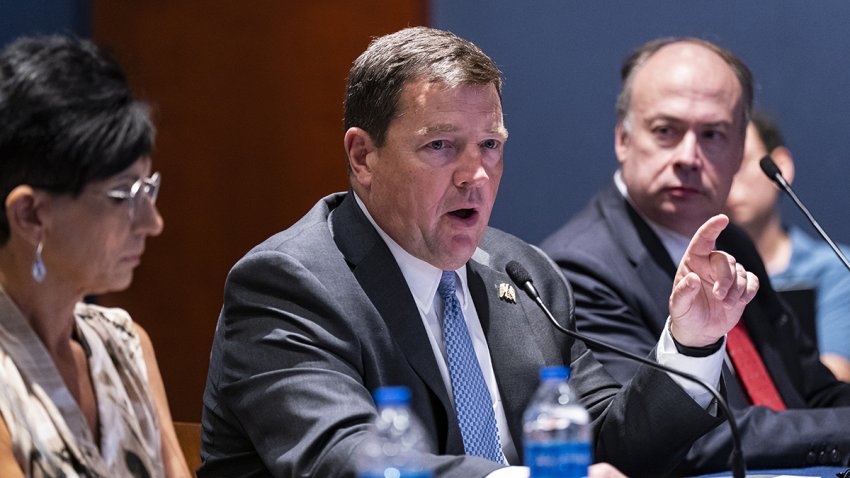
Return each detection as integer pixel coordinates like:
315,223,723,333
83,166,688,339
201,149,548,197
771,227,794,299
0,36,190,477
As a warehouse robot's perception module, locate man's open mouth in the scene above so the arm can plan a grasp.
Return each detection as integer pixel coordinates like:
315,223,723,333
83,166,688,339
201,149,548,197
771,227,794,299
449,208,476,219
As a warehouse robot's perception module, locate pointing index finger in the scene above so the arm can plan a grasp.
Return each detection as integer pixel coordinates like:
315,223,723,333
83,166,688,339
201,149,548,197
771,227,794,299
684,214,729,259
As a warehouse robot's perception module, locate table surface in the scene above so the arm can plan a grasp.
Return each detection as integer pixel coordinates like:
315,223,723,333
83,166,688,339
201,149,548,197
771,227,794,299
694,466,847,478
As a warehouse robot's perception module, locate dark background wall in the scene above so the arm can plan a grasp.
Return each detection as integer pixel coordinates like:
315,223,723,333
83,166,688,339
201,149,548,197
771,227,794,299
1,1,427,421
0,0,89,44
434,1,850,245
3,1,850,421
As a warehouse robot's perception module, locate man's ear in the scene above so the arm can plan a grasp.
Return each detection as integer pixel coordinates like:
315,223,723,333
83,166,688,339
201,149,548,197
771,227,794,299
614,122,630,166
5,185,43,246
344,127,378,191
771,146,795,185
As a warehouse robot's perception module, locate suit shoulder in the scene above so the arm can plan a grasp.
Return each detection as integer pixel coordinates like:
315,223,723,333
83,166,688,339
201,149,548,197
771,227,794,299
480,226,527,251
225,193,348,284
479,226,541,262
246,193,345,257
540,197,618,262
478,227,564,283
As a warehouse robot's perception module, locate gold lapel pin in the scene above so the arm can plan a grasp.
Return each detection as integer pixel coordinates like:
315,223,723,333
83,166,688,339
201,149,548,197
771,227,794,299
498,283,516,303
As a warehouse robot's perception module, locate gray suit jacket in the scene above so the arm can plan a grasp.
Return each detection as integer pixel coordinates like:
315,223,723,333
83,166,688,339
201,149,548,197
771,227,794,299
200,192,720,478
541,183,850,474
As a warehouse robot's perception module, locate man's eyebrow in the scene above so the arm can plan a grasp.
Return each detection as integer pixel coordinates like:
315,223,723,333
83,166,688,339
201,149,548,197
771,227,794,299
644,115,685,126
489,125,509,138
415,124,508,137
644,115,732,129
416,123,458,136
701,120,733,129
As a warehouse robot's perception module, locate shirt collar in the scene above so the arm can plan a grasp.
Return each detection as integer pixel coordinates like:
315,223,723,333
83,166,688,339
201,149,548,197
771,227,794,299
614,170,692,265
352,192,470,313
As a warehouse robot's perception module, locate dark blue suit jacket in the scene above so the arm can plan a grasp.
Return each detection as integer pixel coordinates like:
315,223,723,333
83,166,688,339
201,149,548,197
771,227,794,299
541,183,850,474
200,191,720,477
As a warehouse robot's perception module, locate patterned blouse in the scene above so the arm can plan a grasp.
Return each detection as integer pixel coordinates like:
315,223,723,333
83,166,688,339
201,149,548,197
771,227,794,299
0,289,164,477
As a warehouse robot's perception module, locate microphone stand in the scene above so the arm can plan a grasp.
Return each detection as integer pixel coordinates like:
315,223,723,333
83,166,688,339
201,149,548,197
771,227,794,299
760,155,850,274
506,261,746,478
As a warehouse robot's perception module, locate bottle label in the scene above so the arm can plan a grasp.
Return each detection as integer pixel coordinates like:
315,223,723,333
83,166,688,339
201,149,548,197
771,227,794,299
358,471,433,478
524,441,591,478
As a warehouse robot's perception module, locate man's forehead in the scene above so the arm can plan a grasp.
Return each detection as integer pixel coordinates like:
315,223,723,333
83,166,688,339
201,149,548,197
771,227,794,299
394,79,506,132
630,45,743,123
402,79,500,104
636,43,741,96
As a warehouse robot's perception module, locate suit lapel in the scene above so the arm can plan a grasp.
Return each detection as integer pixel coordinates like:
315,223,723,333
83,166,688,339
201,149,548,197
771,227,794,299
330,193,458,443
467,253,544,450
598,185,673,334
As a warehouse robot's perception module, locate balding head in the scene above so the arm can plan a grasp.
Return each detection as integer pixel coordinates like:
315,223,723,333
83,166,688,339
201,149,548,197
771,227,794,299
616,38,753,134
614,39,751,236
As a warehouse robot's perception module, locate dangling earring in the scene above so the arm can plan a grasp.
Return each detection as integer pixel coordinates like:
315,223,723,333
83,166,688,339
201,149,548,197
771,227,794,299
31,241,46,283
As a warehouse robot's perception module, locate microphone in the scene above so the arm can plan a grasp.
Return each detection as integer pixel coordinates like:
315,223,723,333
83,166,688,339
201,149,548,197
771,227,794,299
505,260,746,478
760,155,850,273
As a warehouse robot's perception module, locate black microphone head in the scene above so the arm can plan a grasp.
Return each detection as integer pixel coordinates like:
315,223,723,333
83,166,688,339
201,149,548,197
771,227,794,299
759,155,783,182
505,261,532,286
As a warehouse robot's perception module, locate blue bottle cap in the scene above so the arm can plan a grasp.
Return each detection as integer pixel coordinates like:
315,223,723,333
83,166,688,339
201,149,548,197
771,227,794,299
373,386,411,406
539,366,570,381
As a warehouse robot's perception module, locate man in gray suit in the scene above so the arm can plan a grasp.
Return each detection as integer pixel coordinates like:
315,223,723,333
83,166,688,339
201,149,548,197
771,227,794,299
199,27,758,478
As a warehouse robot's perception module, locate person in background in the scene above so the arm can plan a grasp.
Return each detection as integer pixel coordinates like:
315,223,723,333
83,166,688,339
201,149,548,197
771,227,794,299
541,37,850,474
726,111,850,381
0,35,190,477
200,26,758,478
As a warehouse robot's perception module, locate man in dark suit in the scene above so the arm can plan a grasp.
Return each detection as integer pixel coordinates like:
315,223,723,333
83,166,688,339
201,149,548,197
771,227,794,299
541,37,850,474
200,28,759,478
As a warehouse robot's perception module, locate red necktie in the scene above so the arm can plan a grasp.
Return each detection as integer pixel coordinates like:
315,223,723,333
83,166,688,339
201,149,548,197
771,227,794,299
726,322,786,411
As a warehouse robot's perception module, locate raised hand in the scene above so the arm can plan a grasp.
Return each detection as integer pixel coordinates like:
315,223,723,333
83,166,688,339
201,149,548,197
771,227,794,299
668,214,759,347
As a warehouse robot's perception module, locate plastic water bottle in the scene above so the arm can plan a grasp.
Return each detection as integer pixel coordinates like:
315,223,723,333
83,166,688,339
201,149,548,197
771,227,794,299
523,366,592,478
356,386,434,478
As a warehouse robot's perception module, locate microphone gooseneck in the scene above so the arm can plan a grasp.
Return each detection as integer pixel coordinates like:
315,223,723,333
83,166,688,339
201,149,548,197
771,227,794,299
760,155,850,274
758,155,784,185
505,260,746,478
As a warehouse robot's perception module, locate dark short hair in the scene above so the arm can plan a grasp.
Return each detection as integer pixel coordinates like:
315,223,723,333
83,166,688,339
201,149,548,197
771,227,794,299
615,37,754,131
343,26,502,149
0,35,154,244
750,110,785,153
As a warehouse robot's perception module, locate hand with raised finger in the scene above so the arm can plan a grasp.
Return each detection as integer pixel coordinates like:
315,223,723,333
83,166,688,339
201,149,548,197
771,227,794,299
668,214,760,347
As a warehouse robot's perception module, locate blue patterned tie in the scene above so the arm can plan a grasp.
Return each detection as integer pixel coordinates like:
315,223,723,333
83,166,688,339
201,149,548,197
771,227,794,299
438,271,505,463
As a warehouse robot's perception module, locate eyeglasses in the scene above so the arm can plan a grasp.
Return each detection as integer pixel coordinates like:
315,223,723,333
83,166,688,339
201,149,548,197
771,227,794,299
104,172,161,220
